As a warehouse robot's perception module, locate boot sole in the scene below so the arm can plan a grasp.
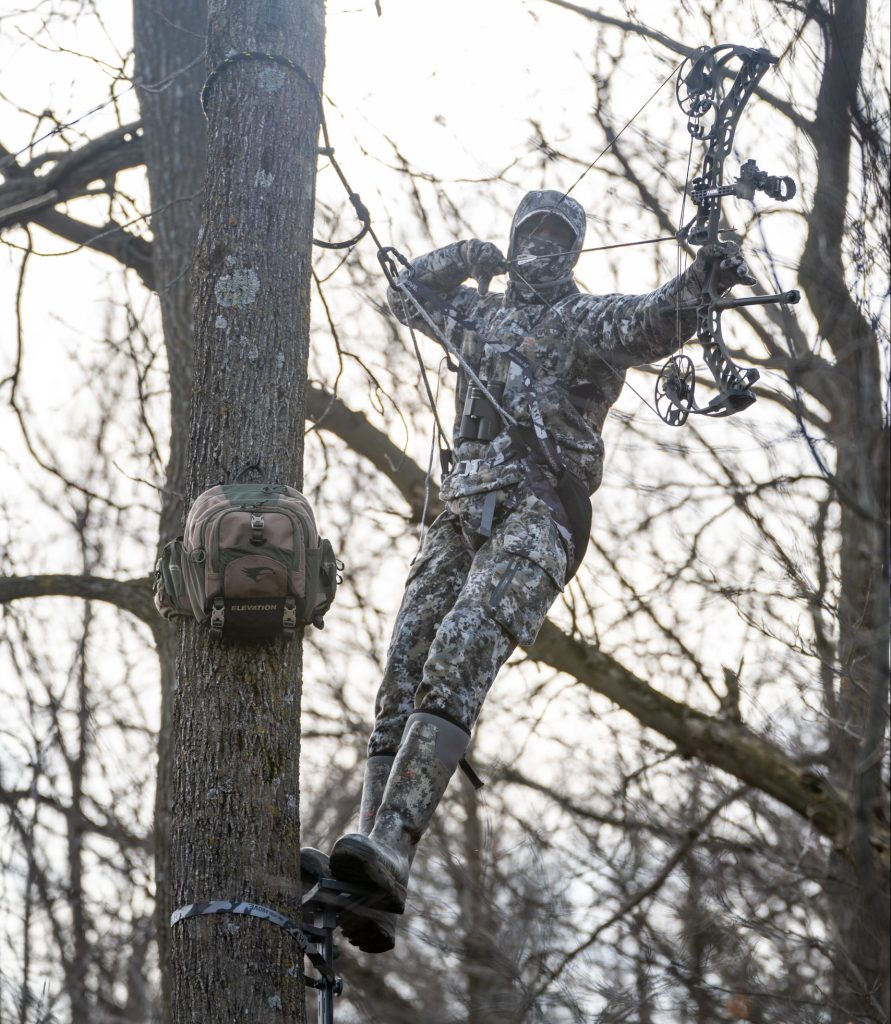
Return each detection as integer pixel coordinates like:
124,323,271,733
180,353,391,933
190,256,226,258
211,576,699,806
339,908,396,954
329,836,407,913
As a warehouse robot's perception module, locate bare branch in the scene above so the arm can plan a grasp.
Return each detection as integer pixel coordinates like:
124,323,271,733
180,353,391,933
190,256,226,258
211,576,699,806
0,122,143,218
538,0,811,133
0,784,151,853
527,620,884,861
306,381,443,524
25,207,155,285
0,573,157,628
0,122,154,285
527,786,747,1000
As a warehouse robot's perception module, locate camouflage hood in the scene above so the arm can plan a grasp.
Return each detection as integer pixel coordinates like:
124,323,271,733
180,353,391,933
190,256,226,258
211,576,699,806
507,190,587,304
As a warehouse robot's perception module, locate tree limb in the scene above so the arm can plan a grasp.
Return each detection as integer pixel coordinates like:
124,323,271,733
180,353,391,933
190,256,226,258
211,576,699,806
526,785,747,1001
527,619,887,863
28,208,155,286
0,573,158,628
306,381,443,523
539,0,811,133
0,122,154,285
0,784,152,853
0,122,144,218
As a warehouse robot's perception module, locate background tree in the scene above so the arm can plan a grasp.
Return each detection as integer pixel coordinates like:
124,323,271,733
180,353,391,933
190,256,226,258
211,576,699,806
0,1,887,1022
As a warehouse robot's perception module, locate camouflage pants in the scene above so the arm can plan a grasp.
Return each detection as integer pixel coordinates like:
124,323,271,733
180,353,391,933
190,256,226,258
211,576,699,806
368,499,566,756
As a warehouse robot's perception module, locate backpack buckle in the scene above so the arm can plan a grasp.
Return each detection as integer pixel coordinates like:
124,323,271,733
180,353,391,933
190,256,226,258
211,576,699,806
250,513,265,546
210,599,225,638
282,597,297,640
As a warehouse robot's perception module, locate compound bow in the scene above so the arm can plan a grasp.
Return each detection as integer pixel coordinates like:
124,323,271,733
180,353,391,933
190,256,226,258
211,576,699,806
655,44,801,427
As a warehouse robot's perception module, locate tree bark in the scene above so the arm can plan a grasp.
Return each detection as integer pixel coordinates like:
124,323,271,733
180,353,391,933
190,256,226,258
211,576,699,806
133,0,207,550
169,2,324,1022
799,3,890,1017
133,4,207,1017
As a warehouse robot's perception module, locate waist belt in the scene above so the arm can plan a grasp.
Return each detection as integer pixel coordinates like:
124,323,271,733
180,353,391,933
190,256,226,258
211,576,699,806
450,450,517,477
446,442,590,582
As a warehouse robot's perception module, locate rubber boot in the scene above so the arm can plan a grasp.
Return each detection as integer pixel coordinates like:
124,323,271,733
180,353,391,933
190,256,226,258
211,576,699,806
300,846,330,894
299,755,395,888
336,754,398,954
329,712,469,913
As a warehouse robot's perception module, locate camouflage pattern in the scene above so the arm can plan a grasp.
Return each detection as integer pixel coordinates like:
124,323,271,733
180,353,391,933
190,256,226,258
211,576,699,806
369,498,564,754
506,189,588,297
371,190,742,756
153,482,339,636
358,755,395,834
388,190,708,504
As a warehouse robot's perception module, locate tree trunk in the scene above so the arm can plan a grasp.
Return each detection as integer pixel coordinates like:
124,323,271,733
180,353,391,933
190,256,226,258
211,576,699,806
132,3,207,1018
133,0,207,550
798,3,890,1017
169,2,324,1021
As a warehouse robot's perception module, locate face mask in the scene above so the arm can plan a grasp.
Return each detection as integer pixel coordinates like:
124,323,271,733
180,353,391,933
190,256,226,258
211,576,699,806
512,230,578,289
507,192,587,299
514,233,573,281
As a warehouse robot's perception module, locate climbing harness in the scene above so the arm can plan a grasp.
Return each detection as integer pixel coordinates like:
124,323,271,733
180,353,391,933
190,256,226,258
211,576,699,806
172,875,386,1024
378,250,592,578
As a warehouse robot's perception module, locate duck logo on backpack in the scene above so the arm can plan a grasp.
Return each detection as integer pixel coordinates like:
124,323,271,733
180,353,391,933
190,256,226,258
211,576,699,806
243,566,276,582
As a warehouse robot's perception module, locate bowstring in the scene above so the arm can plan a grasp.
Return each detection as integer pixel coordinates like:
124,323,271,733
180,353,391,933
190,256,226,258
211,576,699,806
507,264,662,419
564,60,687,199
489,56,694,424
519,58,686,250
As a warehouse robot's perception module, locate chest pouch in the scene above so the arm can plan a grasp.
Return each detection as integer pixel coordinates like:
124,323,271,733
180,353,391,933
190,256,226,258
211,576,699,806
459,381,505,442
152,483,341,641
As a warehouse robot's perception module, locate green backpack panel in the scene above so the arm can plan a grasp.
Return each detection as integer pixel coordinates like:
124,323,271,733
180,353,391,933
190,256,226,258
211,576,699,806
153,483,340,639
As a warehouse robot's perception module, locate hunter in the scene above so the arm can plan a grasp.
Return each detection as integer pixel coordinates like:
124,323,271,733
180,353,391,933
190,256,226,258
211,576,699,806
305,189,755,953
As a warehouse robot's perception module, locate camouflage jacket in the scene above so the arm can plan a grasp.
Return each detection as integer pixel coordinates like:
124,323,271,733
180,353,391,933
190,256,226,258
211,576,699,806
387,213,705,502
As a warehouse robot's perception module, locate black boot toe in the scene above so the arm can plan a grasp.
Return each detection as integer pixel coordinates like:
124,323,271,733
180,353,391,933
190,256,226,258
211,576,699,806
329,834,407,913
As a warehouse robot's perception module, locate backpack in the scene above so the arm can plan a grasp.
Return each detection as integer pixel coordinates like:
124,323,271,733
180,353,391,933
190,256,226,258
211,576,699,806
153,483,340,639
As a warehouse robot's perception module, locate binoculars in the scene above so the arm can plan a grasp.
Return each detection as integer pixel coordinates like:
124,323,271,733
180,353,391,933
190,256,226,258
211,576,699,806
459,381,505,442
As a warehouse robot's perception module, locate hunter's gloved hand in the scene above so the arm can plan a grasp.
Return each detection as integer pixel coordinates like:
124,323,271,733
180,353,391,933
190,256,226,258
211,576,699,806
460,239,508,295
694,241,757,293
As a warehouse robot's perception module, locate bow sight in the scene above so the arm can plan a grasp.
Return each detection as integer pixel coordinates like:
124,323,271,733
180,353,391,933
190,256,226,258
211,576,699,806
657,43,801,426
